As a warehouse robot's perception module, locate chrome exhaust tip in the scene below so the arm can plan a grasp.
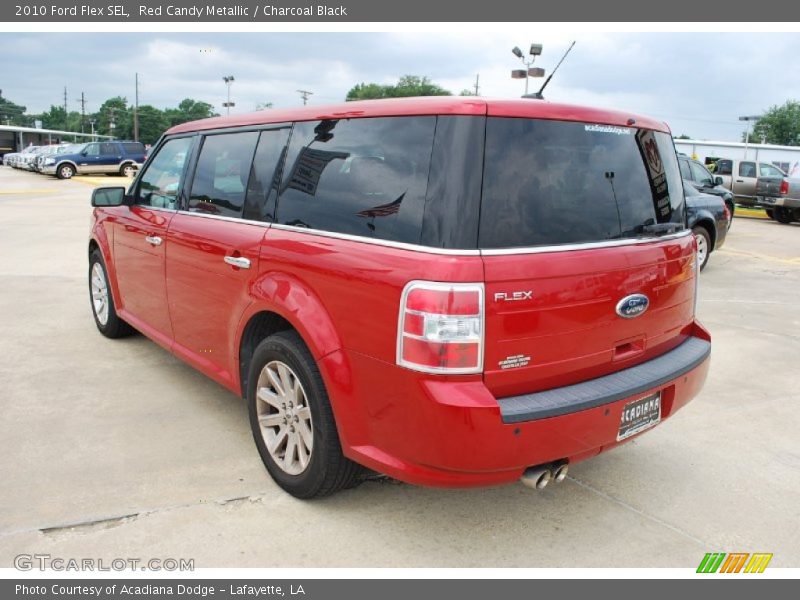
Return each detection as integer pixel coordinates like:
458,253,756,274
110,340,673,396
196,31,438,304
552,463,569,483
521,466,552,490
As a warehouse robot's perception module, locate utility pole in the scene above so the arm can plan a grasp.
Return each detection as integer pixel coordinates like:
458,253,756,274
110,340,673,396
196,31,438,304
473,74,480,96
134,73,140,142
109,107,116,137
222,75,235,116
63,86,68,131
296,89,313,105
78,92,87,133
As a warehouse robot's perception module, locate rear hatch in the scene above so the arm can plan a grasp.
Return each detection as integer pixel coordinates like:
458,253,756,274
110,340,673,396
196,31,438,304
478,116,696,398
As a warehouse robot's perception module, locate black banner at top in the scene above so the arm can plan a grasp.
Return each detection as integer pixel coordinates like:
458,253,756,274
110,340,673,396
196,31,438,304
3,0,800,22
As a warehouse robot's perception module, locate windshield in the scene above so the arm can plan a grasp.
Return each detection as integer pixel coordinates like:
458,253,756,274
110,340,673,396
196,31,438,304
479,118,686,248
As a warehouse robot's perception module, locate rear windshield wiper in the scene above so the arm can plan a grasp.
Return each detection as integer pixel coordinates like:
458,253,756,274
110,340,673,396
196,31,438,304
639,222,683,236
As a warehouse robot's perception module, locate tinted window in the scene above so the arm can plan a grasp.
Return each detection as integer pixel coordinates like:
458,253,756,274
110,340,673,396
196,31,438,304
759,163,784,177
122,142,145,154
277,116,435,243
244,127,290,222
679,158,691,179
689,161,712,184
738,161,756,177
716,159,732,175
134,137,193,209
188,132,259,218
479,118,685,249
100,142,118,155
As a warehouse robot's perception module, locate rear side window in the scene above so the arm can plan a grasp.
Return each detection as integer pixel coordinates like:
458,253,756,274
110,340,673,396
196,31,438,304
244,127,291,222
122,142,145,154
679,158,691,180
277,116,435,243
738,161,756,177
479,118,685,249
188,132,259,218
100,142,118,155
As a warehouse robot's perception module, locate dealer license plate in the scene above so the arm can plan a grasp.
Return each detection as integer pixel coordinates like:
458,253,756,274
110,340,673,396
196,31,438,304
617,392,661,441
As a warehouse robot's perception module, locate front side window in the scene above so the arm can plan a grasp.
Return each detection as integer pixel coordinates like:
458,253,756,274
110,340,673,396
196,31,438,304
690,161,713,185
716,159,733,175
277,116,435,243
479,118,685,249
134,136,193,209
188,132,260,218
83,143,100,157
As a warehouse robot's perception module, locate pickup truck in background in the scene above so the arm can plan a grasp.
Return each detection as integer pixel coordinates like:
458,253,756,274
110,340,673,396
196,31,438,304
755,176,800,224
712,158,787,207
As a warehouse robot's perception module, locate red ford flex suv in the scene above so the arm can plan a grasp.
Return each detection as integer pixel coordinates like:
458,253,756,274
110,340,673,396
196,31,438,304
88,97,710,498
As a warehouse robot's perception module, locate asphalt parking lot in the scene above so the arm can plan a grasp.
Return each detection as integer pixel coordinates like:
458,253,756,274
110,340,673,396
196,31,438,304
0,165,798,569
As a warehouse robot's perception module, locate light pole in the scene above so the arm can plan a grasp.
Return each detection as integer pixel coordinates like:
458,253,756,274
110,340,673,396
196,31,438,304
223,75,235,116
739,115,761,159
511,43,545,96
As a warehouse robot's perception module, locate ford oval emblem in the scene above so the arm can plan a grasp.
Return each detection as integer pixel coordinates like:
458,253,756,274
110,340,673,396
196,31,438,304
616,294,650,319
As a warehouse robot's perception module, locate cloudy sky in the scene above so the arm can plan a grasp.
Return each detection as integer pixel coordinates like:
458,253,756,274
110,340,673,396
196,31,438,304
3,31,800,140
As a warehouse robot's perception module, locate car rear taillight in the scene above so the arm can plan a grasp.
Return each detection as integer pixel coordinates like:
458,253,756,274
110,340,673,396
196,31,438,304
780,178,789,196
397,281,484,374
723,203,731,222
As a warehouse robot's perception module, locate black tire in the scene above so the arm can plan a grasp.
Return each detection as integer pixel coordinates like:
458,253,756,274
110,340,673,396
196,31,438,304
89,249,134,338
692,226,711,271
765,209,775,220
775,208,792,224
247,330,363,499
119,163,136,177
57,163,75,179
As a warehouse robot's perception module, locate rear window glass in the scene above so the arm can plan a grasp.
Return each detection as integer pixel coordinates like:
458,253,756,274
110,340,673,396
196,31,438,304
479,118,685,249
276,116,435,244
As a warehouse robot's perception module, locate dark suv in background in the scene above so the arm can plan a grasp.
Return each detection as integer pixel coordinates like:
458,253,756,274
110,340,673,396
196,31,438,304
678,154,734,228
41,140,146,179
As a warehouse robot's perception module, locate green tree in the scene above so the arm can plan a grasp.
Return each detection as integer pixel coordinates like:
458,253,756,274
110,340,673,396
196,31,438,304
346,76,452,101
135,105,169,145
459,89,477,96
748,101,800,146
164,98,217,127
95,96,130,138
675,134,692,140
0,93,27,125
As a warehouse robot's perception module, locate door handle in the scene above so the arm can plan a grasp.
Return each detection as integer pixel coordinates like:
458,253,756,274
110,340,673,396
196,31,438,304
736,179,744,182
145,235,163,246
224,256,251,269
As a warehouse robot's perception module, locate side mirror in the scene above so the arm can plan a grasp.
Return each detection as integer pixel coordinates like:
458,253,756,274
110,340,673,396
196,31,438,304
714,176,723,186
81,150,88,156
91,186,127,207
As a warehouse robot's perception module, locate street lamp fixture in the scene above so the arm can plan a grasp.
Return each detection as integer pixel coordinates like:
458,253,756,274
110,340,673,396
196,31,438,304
739,114,761,159
510,43,545,96
223,75,235,116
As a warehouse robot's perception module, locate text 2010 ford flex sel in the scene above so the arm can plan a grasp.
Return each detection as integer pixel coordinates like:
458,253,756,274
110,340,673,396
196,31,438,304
88,97,710,498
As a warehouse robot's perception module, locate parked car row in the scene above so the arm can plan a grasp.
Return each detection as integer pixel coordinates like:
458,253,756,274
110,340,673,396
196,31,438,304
2,140,146,179
704,156,799,225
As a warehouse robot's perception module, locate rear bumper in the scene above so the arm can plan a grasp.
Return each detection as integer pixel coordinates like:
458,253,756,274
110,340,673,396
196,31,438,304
321,323,711,488
756,196,800,209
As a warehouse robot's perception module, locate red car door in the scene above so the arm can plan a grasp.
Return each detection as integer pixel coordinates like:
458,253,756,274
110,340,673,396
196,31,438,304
166,128,289,391
113,136,195,347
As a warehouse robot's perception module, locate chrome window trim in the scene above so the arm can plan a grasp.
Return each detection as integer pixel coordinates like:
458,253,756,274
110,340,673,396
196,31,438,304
479,229,691,256
269,223,690,256
269,223,481,255
176,210,271,228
